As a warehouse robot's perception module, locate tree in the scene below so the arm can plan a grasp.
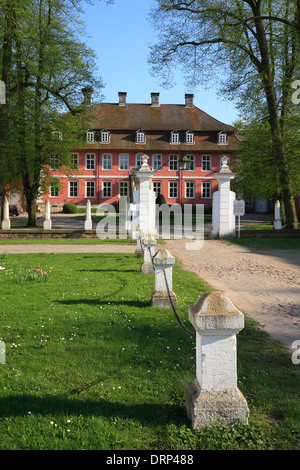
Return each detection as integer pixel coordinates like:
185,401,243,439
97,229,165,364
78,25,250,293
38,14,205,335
149,0,300,228
0,0,105,226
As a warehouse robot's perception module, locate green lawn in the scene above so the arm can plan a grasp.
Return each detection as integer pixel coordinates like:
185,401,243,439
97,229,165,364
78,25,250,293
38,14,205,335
0,253,299,450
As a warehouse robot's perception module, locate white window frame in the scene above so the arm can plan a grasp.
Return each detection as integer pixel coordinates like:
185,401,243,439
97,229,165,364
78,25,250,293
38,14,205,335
69,180,79,198
170,131,179,144
136,130,146,144
201,155,211,171
50,181,59,198
202,181,211,199
218,131,227,145
185,131,194,145
152,154,162,171
50,155,60,170
102,180,112,198
71,153,79,170
169,181,178,199
153,181,162,196
100,130,110,144
86,180,95,198
86,131,95,143
169,154,178,171
119,153,129,170
102,153,112,170
185,181,195,199
85,153,95,170
119,181,129,197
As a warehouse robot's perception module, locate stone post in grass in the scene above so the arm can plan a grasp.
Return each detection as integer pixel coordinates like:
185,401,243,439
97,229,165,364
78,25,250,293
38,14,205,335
85,199,93,230
43,199,52,230
1,197,10,230
151,248,177,308
273,200,282,230
141,234,156,274
185,291,249,429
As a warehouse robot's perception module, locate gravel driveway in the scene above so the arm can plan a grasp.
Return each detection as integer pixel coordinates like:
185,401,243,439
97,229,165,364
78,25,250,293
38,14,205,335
165,239,300,354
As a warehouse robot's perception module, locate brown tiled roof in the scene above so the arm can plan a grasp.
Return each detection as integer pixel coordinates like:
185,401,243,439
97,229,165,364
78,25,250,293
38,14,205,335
90,102,236,133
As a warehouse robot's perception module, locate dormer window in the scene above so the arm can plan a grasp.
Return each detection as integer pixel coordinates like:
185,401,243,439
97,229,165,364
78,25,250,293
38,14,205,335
185,131,194,145
170,131,179,144
101,129,110,144
86,131,95,143
51,130,63,141
218,131,227,145
136,130,146,144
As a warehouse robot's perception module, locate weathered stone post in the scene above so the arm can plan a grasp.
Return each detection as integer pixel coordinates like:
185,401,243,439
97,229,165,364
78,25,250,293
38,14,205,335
85,199,92,230
1,197,11,230
151,248,177,308
185,291,249,428
141,234,156,274
43,199,52,230
273,200,282,230
212,156,236,238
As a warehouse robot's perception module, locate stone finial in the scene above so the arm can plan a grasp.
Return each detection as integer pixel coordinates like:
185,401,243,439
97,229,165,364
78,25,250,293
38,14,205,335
219,155,232,174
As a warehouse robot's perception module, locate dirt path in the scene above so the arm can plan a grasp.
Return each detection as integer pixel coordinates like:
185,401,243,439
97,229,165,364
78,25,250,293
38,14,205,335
165,239,300,353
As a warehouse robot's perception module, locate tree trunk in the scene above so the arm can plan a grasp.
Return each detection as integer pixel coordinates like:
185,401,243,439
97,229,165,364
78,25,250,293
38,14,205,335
26,197,38,227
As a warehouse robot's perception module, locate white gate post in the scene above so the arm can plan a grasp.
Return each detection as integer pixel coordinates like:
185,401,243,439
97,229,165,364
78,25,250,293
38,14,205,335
2,197,11,230
85,199,92,230
43,199,52,230
185,291,249,428
212,156,236,238
274,200,282,230
151,248,177,308
141,234,156,274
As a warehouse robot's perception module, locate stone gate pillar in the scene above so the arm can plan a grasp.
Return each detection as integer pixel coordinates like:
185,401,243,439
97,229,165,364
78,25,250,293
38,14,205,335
2,197,10,230
212,156,236,238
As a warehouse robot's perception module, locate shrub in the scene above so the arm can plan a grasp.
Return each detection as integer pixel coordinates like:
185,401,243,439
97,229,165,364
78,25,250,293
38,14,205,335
156,193,166,205
62,203,78,214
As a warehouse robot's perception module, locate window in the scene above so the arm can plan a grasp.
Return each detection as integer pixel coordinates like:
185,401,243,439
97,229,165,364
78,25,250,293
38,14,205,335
102,154,112,170
119,181,129,197
119,154,129,170
136,130,145,144
202,155,211,171
153,181,162,196
85,154,95,170
71,154,79,170
245,196,253,208
169,181,178,198
86,181,95,198
183,155,195,171
136,153,144,168
169,155,178,171
152,154,162,171
185,181,195,198
170,131,179,144
50,155,60,170
86,131,95,143
202,181,211,199
102,181,112,198
52,130,63,141
101,130,110,143
50,180,59,197
69,181,78,197
185,131,194,145
218,131,227,145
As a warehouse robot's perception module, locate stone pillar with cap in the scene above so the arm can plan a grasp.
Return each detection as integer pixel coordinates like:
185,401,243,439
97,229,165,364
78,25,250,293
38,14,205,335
151,248,177,308
1,197,10,230
141,234,157,274
212,156,236,238
85,199,92,230
185,291,249,428
274,200,282,230
43,199,52,230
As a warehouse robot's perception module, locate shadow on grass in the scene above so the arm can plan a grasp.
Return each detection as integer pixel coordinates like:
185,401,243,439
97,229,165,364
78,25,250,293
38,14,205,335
55,298,151,308
0,395,187,426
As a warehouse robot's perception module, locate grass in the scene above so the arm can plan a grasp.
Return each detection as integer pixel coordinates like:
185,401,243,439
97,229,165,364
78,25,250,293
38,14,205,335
0,253,299,450
0,238,141,245
229,238,300,250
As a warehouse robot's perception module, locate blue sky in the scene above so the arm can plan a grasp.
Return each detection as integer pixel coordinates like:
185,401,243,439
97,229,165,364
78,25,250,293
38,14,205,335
82,0,239,125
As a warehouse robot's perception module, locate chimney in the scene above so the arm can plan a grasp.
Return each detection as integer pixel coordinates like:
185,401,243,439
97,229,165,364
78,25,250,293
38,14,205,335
151,92,160,107
185,93,194,107
82,86,93,106
118,92,127,106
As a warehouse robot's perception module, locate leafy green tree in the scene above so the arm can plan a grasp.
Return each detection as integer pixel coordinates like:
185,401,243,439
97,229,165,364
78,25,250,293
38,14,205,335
149,0,300,228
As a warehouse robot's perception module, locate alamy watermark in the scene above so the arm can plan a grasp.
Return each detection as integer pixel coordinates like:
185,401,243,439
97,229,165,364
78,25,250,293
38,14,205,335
291,340,300,365
95,196,204,251
292,80,300,105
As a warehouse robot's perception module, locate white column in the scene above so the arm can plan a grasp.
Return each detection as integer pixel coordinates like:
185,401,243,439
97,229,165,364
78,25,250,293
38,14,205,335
85,199,92,230
141,234,156,274
185,291,249,428
151,248,177,308
212,156,236,238
133,154,157,238
1,197,10,230
274,200,282,230
43,199,52,230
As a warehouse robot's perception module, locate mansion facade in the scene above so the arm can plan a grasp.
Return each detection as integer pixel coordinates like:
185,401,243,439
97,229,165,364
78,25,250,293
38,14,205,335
42,92,242,209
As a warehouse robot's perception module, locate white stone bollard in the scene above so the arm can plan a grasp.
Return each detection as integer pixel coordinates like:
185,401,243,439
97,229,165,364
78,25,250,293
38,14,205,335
1,197,11,230
185,291,249,428
274,200,282,230
43,199,52,230
85,199,93,230
151,248,177,308
141,234,156,274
